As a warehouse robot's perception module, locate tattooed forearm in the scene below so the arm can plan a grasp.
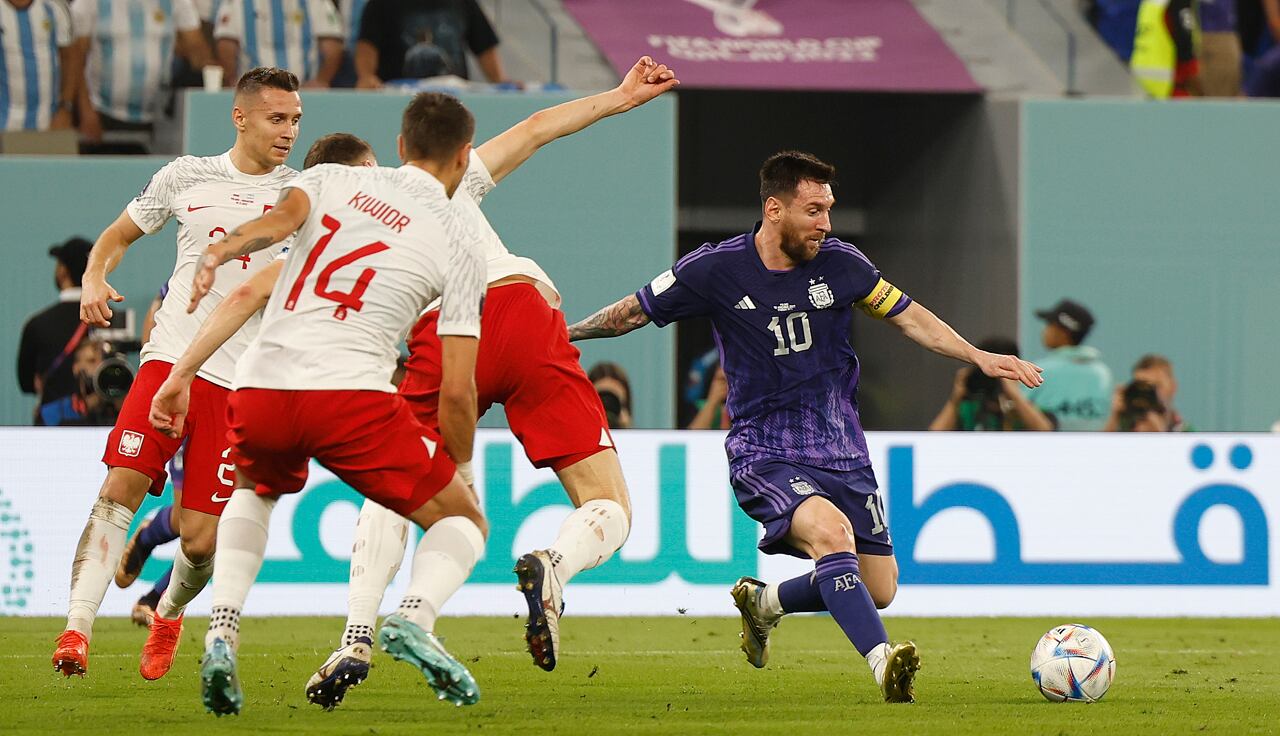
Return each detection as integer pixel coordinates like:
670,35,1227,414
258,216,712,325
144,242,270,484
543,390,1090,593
567,294,651,341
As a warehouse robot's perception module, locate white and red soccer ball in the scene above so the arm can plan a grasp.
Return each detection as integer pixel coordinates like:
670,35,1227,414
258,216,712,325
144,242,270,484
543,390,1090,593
1030,623,1116,702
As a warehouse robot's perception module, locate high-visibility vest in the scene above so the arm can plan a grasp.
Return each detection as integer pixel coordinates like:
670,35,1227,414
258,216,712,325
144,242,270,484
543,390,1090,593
1132,0,1177,98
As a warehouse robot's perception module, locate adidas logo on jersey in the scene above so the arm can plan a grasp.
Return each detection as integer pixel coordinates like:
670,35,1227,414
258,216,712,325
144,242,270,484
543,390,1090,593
734,296,756,310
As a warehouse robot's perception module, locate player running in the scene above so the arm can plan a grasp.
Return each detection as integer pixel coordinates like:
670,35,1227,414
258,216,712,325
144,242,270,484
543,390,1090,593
566,151,1044,703
53,67,303,682
155,92,488,716
149,57,679,709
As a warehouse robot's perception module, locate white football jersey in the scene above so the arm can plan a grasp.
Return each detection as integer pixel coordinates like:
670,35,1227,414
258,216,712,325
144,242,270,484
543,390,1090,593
127,151,296,387
235,163,486,392
454,151,560,308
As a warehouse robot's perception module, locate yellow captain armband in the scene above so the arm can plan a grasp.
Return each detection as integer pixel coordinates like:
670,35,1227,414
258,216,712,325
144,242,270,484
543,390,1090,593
856,278,905,319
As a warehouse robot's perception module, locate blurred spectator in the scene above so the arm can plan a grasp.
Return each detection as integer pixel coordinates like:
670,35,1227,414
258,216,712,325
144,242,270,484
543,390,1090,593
588,361,632,429
72,0,213,152
1105,353,1191,431
1028,299,1114,431
686,364,729,430
1085,0,1142,62
1245,0,1280,95
1198,0,1242,95
1131,0,1202,98
17,237,91,421
213,0,343,87
928,338,1054,432
0,0,77,131
354,0,505,88
37,337,129,426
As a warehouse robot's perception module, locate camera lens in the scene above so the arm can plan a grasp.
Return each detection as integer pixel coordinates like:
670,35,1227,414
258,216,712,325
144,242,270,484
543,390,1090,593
94,357,135,400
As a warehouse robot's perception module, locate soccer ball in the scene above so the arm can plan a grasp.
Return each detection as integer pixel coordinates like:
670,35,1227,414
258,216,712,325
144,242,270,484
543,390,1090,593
1030,623,1116,702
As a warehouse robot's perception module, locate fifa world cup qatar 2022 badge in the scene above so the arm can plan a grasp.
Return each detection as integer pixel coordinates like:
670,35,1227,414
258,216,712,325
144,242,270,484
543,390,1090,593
807,278,834,309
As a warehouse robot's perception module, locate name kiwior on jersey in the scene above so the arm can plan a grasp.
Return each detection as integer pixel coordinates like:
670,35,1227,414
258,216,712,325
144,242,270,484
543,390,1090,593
234,163,486,393
127,152,297,388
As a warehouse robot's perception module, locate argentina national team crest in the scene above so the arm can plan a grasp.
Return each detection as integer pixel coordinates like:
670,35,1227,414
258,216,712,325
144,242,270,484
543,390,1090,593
807,278,834,309
789,476,817,496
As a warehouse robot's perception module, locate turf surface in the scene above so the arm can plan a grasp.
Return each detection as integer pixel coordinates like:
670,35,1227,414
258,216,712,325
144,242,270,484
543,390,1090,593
3,616,1277,735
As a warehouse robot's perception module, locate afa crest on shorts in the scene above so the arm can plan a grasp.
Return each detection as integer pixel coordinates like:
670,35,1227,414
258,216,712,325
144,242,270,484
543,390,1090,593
807,278,834,309
789,476,817,496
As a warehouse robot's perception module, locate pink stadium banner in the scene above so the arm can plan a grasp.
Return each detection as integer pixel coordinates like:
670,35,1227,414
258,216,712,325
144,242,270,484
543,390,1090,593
562,0,980,93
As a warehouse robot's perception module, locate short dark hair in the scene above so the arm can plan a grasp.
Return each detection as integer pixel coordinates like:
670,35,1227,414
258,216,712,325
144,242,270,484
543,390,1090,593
759,150,836,203
235,67,300,98
1133,354,1173,373
304,133,374,169
400,92,475,164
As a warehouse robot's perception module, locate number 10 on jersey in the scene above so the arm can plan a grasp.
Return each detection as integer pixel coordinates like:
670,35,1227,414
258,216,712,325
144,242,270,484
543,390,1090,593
768,312,813,356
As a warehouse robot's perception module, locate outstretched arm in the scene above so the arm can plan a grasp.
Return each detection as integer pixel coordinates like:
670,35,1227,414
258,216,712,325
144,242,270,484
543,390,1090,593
150,260,282,437
81,211,147,326
476,56,679,183
189,187,310,312
887,301,1044,389
567,294,652,342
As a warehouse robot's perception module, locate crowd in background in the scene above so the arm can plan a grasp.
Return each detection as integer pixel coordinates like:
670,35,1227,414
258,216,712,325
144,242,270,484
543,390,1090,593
1084,0,1280,97
0,0,507,150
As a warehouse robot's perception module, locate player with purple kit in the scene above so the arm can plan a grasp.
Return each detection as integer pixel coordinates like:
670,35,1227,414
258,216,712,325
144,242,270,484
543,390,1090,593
567,150,1044,703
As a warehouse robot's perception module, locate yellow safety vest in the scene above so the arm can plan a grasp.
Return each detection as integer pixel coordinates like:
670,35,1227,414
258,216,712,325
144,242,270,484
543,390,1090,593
1132,0,1176,98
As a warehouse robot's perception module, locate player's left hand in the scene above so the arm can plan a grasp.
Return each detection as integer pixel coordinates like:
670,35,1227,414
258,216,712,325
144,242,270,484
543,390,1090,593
149,375,192,438
618,56,680,108
974,351,1043,389
189,250,220,313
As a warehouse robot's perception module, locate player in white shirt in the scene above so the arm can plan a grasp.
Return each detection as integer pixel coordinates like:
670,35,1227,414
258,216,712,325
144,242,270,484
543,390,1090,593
53,67,303,683
213,0,343,87
147,56,679,710
153,92,487,716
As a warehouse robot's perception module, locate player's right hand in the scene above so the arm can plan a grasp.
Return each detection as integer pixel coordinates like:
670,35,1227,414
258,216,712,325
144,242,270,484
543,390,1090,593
149,375,191,439
81,278,124,327
188,250,220,313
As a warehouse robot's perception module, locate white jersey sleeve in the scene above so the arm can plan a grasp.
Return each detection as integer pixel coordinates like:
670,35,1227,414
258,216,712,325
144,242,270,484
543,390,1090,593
174,0,201,32
307,0,344,39
437,207,486,338
212,0,243,41
70,0,96,39
461,150,496,205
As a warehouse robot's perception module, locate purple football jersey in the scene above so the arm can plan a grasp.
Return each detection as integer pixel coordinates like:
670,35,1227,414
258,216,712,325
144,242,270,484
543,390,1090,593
637,224,910,473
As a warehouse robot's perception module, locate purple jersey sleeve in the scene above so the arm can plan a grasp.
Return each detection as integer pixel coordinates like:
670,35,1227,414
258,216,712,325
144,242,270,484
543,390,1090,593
636,267,713,328
827,239,912,319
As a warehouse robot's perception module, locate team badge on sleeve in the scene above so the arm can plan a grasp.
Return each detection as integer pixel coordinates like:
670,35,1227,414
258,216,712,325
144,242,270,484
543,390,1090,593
807,278,834,309
649,269,676,296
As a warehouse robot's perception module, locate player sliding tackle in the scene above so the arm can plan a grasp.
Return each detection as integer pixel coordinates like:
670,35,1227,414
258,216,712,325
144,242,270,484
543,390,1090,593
150,57,681,711
567,151,1044,703
152,93,488,716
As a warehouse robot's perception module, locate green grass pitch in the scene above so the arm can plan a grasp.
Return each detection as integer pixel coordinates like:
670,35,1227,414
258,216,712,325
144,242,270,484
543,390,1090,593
2,616,1277,735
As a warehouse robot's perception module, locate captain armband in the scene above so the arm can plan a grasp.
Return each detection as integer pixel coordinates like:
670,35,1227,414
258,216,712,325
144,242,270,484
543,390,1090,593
855,278,909,319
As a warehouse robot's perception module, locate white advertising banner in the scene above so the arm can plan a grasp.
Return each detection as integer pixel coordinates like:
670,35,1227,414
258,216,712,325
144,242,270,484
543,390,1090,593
1,429,1274,617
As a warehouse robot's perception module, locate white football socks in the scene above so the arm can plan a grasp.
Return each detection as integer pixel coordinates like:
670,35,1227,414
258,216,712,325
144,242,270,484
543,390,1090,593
66,498,134,638
867,641,891,685
394,516,484,633
760,583,785,619
205,489,275,652
156,545,214,620
545,499,630,583
343,500,409,646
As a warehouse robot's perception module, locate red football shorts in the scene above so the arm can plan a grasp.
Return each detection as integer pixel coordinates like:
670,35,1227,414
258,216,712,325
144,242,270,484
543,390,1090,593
398,282,614,471
102,360,235,516
226,388,457,517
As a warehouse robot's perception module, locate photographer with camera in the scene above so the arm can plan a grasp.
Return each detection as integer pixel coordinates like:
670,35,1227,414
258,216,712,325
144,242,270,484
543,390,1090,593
588,361,634,429
37,337,135,426
1104,353,1189,432
929,338,1055,431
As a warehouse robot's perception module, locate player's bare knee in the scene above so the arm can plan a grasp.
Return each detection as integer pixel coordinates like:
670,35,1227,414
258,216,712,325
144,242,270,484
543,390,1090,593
179,532,216,563
98,467,152,510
